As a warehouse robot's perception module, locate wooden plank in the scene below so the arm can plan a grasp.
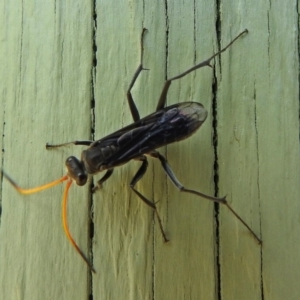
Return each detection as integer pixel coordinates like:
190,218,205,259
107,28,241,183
92,1,218,299
218,1,300,300
1,1,300,300
92,2,158,298
0,1,93,299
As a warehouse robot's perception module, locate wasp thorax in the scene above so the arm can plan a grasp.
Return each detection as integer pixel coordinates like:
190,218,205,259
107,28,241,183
65,156,88,186
81,147,112,175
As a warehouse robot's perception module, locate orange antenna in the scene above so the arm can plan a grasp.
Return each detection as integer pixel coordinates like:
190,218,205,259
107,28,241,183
62,179,96,273
1,170,69,194
1,170,96,273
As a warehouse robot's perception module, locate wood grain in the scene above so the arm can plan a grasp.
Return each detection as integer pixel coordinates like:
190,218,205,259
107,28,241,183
1,1,299,300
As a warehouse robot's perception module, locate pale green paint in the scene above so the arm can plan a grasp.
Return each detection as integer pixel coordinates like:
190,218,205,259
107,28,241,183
1,1,300,300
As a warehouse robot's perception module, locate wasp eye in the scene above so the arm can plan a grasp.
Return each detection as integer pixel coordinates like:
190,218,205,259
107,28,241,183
76,172,88,186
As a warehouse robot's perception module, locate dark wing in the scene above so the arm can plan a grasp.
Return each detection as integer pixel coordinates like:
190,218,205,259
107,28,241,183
91,102,207,168
90,108,166,149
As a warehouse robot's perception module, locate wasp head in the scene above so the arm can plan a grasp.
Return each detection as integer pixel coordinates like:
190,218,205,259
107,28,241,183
65,156,88,186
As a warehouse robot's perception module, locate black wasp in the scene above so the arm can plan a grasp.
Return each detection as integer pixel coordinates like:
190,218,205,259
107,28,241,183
2,29,261,273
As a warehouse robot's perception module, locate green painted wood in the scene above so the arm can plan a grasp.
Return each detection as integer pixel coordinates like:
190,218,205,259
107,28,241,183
1,1,300,300
0,1,93,299
218,2,300,300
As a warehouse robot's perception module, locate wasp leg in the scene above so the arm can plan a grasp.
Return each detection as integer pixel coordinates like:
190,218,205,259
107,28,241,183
126,28,149,122
156,29,248,111
130,155,169,242
46,140,93,149
150,151,262,244
150,151,226,203
92,169,114,192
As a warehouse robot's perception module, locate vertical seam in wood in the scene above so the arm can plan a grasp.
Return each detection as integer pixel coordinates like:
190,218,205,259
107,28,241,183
214,1,222,299
254,80,264,300
89,0,98,297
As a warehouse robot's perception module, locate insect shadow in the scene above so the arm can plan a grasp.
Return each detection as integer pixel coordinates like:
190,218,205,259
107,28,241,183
2,28,261,273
